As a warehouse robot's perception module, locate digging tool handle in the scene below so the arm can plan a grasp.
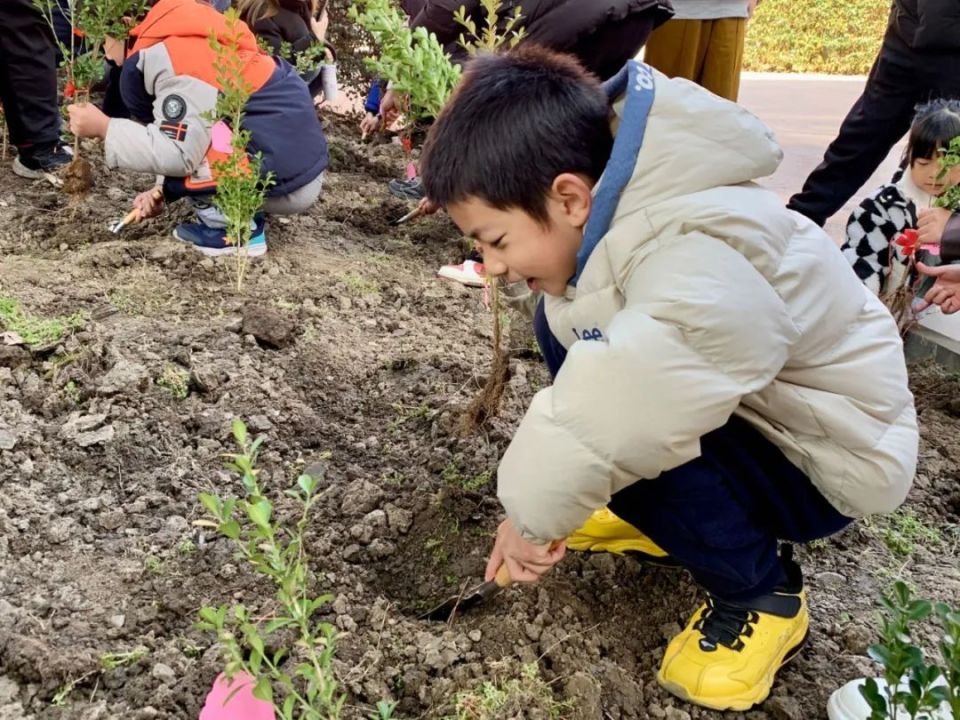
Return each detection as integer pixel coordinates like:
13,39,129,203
490,540,563,588
121,187,163,227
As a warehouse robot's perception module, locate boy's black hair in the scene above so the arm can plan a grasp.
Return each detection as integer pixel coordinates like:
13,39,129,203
908,98,960,164
420,46,613,224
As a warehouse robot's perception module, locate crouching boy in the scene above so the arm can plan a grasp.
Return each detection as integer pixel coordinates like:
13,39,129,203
67,0,328,257
420,48,919,711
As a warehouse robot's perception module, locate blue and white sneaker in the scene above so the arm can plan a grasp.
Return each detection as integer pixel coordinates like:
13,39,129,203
173,216,267,257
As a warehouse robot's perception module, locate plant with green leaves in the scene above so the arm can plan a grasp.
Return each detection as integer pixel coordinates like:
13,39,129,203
0,295,84,349
933,136,960,213
206,10,275,291
859,581,959,719
32,0,147,167
454,0,527,55
196,418,345,720
349,0,460,129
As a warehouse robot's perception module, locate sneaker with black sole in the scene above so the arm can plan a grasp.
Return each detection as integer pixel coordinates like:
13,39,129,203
173,216,267,257
13,141,73,179
388,176,425,201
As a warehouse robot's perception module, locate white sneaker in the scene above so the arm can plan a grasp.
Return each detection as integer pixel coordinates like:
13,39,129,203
827,677,954,720
437,259,486,288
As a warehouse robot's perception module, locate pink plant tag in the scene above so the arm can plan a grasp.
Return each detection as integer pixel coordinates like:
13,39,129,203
211,121,234,154
406,161,417,181
199,673,275,720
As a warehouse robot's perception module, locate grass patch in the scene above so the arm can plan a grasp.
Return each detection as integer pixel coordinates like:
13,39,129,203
442,462,492,493
744,0,888,75
156,363,190,400
339,271,381,297
881,508,941,557
0,296,84,348
451,662,570,720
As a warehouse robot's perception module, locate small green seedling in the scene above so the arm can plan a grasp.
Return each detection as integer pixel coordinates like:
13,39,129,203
157,363,191,400
369,700,397,720
51,646,149,706
860,581,960,719
197,418,346,719
101,647,148,670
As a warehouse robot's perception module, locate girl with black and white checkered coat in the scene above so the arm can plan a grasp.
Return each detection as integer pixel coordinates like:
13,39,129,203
842,99,960,295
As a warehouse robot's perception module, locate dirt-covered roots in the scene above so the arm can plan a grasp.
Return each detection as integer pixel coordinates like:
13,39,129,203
63,156,93,197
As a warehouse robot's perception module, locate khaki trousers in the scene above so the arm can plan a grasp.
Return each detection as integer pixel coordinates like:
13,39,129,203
643,18,747,102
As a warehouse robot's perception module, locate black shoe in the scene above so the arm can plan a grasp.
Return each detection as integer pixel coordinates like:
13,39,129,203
13,141,73,179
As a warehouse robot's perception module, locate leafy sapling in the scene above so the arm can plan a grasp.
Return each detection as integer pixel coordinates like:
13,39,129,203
31,0,148,194
206,10,275,291
860,581,959,720
196,418,345,720
349,0,460,138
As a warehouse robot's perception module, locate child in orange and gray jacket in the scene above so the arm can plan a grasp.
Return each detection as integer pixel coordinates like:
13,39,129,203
66,0,328,257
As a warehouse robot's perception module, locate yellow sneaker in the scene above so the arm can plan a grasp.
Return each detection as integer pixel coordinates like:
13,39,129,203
657,558,808,711
566,508,672,563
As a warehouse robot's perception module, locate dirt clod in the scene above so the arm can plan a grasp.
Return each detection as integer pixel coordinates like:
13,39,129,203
241,305,295,348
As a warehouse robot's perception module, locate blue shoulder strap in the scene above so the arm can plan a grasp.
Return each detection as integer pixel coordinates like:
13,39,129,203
573,61,656,286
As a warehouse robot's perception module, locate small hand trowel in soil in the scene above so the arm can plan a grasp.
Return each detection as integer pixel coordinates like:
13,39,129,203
421,540,563,622
420,565,512,622
109,188,163,233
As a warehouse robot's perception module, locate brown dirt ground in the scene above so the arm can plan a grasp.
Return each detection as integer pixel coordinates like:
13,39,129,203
0,119,958,720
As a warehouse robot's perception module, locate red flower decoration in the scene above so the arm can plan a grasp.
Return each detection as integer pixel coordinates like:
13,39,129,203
64,80,75,99
895,228,919,256
401,136,412,154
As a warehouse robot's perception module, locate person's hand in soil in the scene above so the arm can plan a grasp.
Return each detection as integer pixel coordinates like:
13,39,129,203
917,261,960,314
379,88,402,128
485,518,566,584
417,197,440,217
67,102,110,139
918,207,952,248
133,189,164,219
360,112,380,139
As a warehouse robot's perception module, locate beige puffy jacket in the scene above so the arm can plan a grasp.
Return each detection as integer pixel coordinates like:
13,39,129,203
498,69,919,544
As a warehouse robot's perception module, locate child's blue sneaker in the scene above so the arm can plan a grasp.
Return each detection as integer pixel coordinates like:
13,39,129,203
173,217,267,257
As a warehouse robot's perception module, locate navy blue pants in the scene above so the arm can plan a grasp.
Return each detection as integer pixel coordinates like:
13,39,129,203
534,301,851,601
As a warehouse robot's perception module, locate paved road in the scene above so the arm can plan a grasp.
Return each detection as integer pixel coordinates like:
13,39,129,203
739,73,904,243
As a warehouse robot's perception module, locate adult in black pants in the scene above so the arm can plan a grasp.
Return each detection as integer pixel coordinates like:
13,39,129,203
787,0,960,228
0,0,71,179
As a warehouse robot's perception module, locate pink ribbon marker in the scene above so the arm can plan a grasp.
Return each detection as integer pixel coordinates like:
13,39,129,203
199,673,275,720
211,121,234,154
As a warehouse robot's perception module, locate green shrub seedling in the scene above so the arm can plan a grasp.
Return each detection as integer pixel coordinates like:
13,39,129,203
860,581,960,719
197,418,345,719
31,0,147,196
206,10,275,292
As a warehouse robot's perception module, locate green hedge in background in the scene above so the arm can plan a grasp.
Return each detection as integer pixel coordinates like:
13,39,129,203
744,0,890,75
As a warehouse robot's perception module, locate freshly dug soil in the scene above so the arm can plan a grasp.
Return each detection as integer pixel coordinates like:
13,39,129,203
0,119,958,720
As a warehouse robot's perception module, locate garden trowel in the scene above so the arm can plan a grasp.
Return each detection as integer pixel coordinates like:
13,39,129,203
420,565,512,622
420,540,563,622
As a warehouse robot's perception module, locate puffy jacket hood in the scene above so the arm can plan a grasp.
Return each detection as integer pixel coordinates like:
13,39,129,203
130,0,262,54
575,61,782,281
609,61,779,210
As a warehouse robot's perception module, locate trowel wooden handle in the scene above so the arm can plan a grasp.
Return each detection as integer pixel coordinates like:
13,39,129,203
123,188,163,226
492,540,563,588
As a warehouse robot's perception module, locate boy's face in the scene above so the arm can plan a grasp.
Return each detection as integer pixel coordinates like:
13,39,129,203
911,154,960,196
446,174,594,297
